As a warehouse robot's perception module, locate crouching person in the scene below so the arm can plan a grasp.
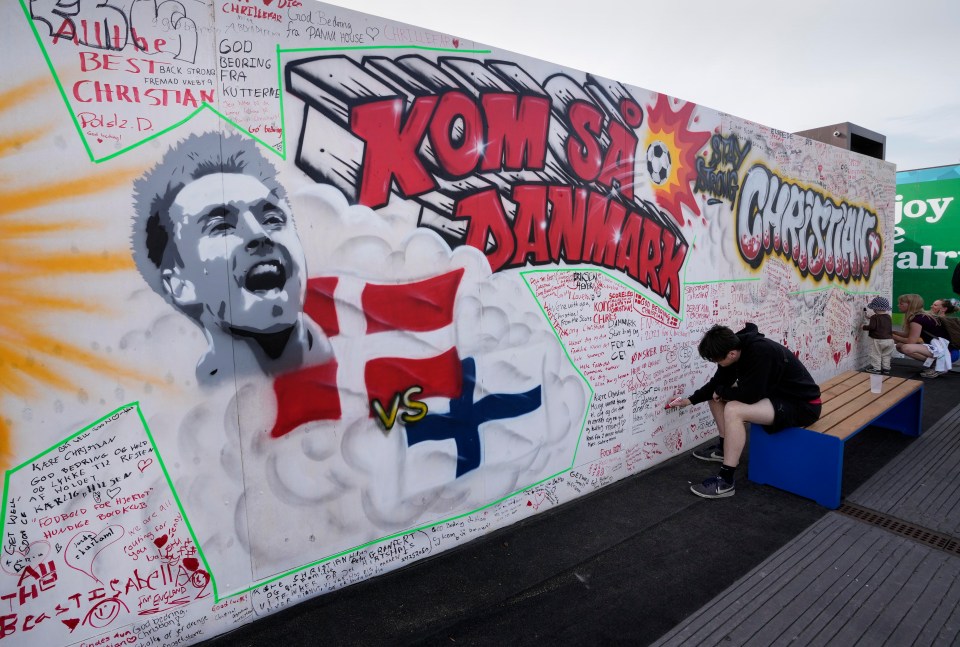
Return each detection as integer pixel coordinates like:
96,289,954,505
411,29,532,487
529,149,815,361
666,323,822,499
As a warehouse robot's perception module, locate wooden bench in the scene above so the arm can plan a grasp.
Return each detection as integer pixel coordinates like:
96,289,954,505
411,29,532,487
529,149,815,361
748,370,924,509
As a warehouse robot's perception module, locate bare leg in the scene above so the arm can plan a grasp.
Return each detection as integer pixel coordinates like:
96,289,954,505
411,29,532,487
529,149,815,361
898,343,932,363
721,399,776,467
708,398,727,439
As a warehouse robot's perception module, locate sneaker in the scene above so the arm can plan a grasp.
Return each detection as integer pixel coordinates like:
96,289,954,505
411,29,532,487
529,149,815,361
690,475,735,499
920,369,946,379
881,369,891,375
864,367,882,374
692,443,724,462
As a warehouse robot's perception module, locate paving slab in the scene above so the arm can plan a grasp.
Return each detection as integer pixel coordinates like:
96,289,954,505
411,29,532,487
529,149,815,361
849,400,960,535
652,384,960,647
652,513,960,647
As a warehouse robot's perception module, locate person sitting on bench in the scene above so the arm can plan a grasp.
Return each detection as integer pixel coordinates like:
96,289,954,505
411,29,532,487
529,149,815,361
665,323,821,499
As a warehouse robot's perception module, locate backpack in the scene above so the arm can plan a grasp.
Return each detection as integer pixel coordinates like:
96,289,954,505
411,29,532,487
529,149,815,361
934,315,960,349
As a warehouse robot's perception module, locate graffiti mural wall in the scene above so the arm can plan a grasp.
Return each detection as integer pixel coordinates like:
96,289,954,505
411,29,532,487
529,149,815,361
0,1,894,644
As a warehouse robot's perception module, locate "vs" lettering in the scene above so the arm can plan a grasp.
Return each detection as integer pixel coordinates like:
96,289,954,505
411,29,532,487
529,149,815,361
371,386,428,431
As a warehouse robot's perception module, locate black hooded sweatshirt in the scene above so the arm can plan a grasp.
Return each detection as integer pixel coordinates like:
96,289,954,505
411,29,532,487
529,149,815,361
689,323,820,405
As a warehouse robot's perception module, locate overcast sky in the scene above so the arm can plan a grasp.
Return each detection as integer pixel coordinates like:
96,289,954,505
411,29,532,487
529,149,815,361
331,0,959,172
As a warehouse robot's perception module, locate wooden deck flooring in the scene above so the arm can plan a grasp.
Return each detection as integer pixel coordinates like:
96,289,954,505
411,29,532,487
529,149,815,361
653,400,960,647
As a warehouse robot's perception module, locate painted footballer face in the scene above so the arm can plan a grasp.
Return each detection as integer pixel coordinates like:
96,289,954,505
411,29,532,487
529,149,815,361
164,172,307,335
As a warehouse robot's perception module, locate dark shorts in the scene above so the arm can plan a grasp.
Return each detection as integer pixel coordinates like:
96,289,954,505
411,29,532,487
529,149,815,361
768,397,822,431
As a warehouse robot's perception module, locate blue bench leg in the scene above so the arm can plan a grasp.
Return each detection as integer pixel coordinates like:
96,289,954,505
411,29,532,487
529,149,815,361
872,389,924,437
748,425,845,509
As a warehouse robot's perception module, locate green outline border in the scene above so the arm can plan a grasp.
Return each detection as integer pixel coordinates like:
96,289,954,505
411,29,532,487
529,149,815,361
223,277,594,599
227,266,715,599
227,268,871,599
788,285,876,297
17,0,490,163
13,5,594,602
13,2,883,601
520,266,689,324
0,403,220,600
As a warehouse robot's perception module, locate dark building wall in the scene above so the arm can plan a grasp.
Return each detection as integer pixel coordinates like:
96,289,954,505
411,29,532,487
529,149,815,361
795,122,886,160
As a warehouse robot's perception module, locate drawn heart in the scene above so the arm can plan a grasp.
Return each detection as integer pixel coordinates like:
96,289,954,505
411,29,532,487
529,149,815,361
833,351,842,365
62,618,80,631
366,26,379,40
66,527,123,582
526,492,549,510
0,540,51,577
827,334,832,344
137,458,153,473
96,138,103,143
263,0,274,5
183,557,199,571
795,350,800,358
452,38,460,48
845,342,852,353
154,534,168,549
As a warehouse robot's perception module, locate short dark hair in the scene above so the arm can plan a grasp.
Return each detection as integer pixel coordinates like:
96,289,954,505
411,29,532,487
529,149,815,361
131,132,287,297
698,325,740,361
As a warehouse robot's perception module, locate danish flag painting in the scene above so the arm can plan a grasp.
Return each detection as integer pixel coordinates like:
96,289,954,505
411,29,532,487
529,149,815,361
270,268,465,436
269,266,543,478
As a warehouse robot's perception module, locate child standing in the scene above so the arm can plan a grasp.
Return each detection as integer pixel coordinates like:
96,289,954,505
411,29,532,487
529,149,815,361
863,296,895,374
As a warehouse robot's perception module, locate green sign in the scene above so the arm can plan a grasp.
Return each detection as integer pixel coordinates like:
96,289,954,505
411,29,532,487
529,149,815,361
894,164,960,311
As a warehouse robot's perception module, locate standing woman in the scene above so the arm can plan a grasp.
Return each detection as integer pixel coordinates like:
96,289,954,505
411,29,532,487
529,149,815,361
892,294,959,378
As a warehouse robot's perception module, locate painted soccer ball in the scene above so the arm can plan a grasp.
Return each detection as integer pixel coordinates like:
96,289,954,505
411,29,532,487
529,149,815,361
646,141,672,185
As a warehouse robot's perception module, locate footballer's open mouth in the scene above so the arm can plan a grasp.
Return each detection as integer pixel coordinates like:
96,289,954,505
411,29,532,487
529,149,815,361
244,260,286,293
